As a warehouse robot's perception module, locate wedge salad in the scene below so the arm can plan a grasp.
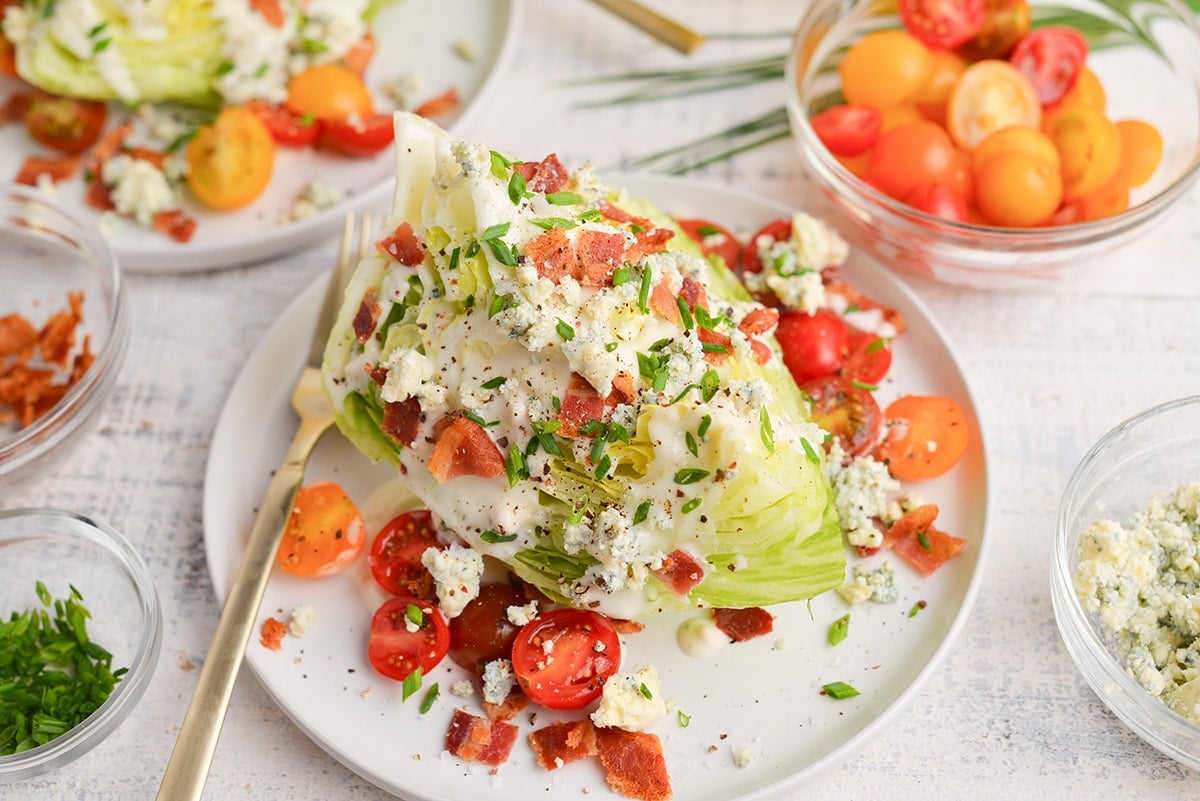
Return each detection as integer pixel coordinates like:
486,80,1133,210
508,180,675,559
266,112,975,800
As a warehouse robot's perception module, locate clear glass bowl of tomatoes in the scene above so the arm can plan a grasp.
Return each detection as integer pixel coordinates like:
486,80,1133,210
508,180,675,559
785,0,1200,287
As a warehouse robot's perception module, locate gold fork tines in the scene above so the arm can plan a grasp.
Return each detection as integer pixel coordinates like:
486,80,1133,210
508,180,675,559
155,212,372,801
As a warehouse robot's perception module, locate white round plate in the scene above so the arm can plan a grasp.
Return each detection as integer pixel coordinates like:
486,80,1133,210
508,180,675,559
203,175,991,801
0,0,520,274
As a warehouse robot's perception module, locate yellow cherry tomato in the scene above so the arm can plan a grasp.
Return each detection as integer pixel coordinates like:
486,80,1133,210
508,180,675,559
973,149,1063,227
286,63,374,122
1042,106,1122,200
1115,119,1163,188
947,59,1041,150
185,106,276,211
840,30,933,108
911,49,967,126
881,104,926,132
972,125,1060,176
1073,172,1131,221
1046,66,1106,114
276,481,367,577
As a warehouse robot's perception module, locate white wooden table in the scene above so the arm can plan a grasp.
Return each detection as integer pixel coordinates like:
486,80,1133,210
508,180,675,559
4,2,1200,799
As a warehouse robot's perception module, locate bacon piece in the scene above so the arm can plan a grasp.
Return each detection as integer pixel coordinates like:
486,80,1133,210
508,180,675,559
250,0,285,27
352,288,380,344
697,327,731,365
649,279,679,324
738,307,779,336
414,87,460,119
529,719,599,771
598,201,648,226
514,153,569,195
427,414,505,482
523,226,574,282
558,372,605,437
0,314,38,355
483,687,530,722
15,155,81,186
678,277,709,313
594,726,672,801
624,226,674,263
344,31,377,76
884,504,965,575
712,607,775,642
445,708,519,766
377,222,426,266
84,175,116,210
381,397,421,447
576,229,625,288
37,307,78,367
651,548,709,597
606,371,636,406
259,617,287,650
0,91,32,124
153,209,197,243
825,277,906,335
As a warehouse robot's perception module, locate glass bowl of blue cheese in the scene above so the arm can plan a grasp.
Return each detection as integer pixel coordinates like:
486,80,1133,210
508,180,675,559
1052,394,1200,769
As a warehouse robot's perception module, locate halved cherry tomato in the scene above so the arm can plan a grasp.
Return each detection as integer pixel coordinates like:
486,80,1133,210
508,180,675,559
811,104,884,157
802,376,883,458
511,608,621,710
899,0,985,50
947,59,1041,150
244,99,321,147
276,480,367,577
320,112,395,156
841,331,894,385
957,0,1031,60
1042,106,1121,200
1046,66,1105,114
343,31,377,76
1009,26,1088,105
413,87,460,119
910,49,968,125
185,106,275,210
448,582,528,674
25,95,108,155
875,394,969,479
867,120,960,199
903,181,970,222
1115,119,1163,188
839,30,933,109
677,218,742,271
286,63,373,123
368,595,450,682
741,218,792,275
369,509,443,598
776,309,850,384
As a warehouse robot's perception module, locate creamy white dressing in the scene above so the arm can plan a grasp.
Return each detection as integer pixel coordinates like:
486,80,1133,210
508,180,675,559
676,614,730,659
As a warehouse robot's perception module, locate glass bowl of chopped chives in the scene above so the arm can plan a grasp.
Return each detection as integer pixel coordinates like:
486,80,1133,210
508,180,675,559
1052,394,1200,770
0,508,161,781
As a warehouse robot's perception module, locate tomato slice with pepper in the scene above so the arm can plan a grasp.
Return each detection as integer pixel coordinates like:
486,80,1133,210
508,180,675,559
677,217,742,272
448,582,528,674
244,99,321,147
874,394,969,479
320,112,397,157
25,95,108,155
899,0,985,50
511,608,621,710
840,331,893,385
185,106,276,210
741,217,792,275
369,509,443,599
775,309,849,384
276,480,366,577
802,376,883,458
368,595,450,682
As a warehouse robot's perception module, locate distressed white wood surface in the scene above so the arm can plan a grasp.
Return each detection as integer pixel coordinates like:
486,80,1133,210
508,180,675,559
4,1,1200,799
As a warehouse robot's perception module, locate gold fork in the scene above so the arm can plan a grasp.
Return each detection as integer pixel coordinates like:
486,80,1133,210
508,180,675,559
155,212,371,801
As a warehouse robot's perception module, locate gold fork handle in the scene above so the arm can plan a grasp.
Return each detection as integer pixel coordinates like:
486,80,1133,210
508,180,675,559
155,403,331,801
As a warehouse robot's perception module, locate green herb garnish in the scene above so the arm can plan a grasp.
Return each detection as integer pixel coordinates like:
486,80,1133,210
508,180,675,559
822,681,859,700
828,614,850,647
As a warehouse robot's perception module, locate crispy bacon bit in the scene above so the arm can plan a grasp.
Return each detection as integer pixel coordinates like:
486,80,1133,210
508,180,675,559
712,607,775,642
381,396,422,447
624,226,674,264
606,371,636,406
153,209,197,243
1,292,93,428
697,327,731,365
483,686,530,722
748,339,773,365
0,314,38,355
378,222,426,266
15,154,82,186
558,373,605,437
651,548,709,597
0,91,32,124
259,617,287,650
825,278,907,335
514,153,569,195
250,0,285,27
738,307,779,336
598,201,643,225
608,618,645,635
84,175,116,210
595,726,672,801
678,277,709,313
649,279,679,324
445,708,519,766
576,229,625,288
414,87,460,119
352,288,381,344
427,413,505,482
524,226,574,282
343,31,377,76
884,504,966,575
529,719,599,770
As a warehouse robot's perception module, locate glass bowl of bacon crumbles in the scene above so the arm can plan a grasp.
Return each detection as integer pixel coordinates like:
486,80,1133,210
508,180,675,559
0,182,128,485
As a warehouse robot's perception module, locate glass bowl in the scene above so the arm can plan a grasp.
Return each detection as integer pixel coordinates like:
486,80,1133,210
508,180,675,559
785,0,1200,288
1052,395,1200,769
0,508,162,782
0,183,128,484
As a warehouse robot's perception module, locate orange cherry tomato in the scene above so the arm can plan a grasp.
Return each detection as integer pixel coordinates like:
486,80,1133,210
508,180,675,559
972,125,1060,175
875,395,969,480
881,104,926,133
911,49,968,126
1046,66,1106,114
957,0,1031,60
276,481,367,577
946,59,1041,150
840,30,933,109
185,106,276,211
1115,119,1163,188
286,63,373,122
973,148,1062,226
867,120,960,200
1071,171,1130,221
836,150,872,177
1042,106,1121,200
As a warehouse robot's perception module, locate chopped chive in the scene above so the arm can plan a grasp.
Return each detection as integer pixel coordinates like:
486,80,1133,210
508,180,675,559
405,603,424,627
696,224,721,237
851,380,878,392
481,530,518,544
481,376,507,390
605,341,619,353
638,267,652,313
419,682,440,714
594,454,612,479
487,293,511,319
676,297,694,329
505,445,528,487
685,431,699,457
402,667,423,701
822,681,859,700
479,222,510,241
866,337,888,354
699,370,719,402
489,150,513,180
485,239,519,266
254,61,269,78
673,468,710,485
828,614,850,647
507,171,528,205
800,437,820,466
681,497,702,513
678,710,690,727
698,414,712,438
448,246,461,271
545,190,583,205
759,408,775,454
633,500,651,525
577,209,602,222
463,410,498,428
464,240,481,258
701,341,729,354
568,501,588,526
612,265,632,286
638,683,653,700
529,217,577,230
92,37,112,53
917,532,932,550
556,319,575,340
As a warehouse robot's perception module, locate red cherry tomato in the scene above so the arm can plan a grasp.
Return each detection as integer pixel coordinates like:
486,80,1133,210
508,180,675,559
244,99,322,147
775,309,850,384
320,112,396,157
1009,26,1088,105
903,181,971,222
802,376,883,458
841,331,894,385
367,595,450,682
810,104,884,157
899,0,985,50
677,217,742,272
741,218,792,275
25,95,108,155
369,509,443,599
511,608,621,710
867,121,960,200
448,582,527,674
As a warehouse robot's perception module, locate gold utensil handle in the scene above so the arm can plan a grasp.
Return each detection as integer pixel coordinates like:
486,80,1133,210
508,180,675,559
155,403,328,801
588,0,706,54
